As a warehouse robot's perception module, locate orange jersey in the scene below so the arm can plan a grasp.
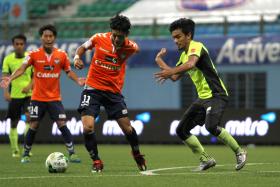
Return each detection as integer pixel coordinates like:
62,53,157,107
84,32,139,93
24,47,71,101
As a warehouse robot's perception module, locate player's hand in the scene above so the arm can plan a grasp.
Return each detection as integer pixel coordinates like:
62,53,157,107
4,91,11,102
77,77,86,86
74,58,84,70
154,68,174,79
0,76,11,89
155,77,167,84
156,48,167,59
22,86,31,94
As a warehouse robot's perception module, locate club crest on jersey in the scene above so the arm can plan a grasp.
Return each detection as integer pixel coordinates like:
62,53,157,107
54,59,60,64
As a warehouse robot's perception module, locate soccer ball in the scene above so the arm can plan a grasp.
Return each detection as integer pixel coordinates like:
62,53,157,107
45,152,68,173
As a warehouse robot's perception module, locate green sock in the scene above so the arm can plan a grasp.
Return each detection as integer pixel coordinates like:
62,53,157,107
24,123,30,137
217,128,241,153
185,135,211,161
9,128,19,152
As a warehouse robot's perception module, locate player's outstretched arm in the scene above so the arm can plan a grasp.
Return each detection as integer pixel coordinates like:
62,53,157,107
1,73,11,101
0,63,29,88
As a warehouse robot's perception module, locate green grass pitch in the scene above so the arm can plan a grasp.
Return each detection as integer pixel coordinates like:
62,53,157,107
1,144,280,187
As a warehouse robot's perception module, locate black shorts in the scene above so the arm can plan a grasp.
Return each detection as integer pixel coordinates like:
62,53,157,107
182,96,228,128
6,97,31,121
78,89,128,120
29,100,66,121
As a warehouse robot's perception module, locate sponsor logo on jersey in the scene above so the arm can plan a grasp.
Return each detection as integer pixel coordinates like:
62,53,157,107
105,55,118,64
43,65,54,71
36,60,45,63
94,59,121,71
36,72,59,78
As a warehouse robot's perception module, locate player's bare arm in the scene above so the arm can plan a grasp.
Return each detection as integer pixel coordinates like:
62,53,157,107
74,45,87,70
2,72,11,101
0,63,30,88
66,70,85,86
155,55,198,81
155,48,183,82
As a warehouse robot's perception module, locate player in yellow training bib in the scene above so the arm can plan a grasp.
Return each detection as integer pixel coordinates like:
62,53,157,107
1,34,32,158
154,18,247,171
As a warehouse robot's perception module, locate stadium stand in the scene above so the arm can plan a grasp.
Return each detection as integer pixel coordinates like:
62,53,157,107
0,0,280,39
27,0,71,18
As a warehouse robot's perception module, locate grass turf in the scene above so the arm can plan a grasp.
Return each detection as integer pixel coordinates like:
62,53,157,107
0,144,280,187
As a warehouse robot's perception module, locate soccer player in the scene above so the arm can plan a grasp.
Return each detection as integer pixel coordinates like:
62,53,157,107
2,34,32,158
73,14,147,172
154,18,247,171
0,25,84,163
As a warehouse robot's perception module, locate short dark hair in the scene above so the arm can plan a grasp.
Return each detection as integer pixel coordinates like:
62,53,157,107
169,18,195,39
38,24,57,37
110,14,131,35
12,34,27,43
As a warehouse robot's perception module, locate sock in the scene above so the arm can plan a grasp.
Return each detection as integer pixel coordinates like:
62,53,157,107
185,135,211,161
125,127,140,154
58,125,75,155
9,128,19,152
84,131,100,161
217,128,241,153
24,123,30,137
23,128,37,156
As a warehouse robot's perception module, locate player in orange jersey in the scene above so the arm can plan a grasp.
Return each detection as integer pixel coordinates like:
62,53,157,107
0,25,85,163
74,14,147,172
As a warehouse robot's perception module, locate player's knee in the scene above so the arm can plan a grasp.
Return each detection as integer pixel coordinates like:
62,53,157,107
176,125,189,140
30,121,39,130
83,123,94,133
205,125,220,136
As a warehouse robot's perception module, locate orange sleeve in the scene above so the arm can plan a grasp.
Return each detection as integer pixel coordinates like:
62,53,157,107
83,34,99,50
23,52,34,66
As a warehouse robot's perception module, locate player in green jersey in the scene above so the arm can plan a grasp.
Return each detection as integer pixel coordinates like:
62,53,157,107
154,18,247,171
2,34,33,157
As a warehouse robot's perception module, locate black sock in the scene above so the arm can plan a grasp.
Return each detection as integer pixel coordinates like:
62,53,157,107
59,125,75,155
84,131,100,160
23,128,37,156
125,127,140,154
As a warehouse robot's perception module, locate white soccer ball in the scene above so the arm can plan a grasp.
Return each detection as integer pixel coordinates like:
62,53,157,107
45,152,68,173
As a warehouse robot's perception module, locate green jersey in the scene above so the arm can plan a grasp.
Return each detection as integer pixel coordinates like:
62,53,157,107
176,40,228,99
2,52,32,98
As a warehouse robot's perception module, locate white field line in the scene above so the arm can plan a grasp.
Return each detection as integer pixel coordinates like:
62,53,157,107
0,162,279,180
140,162,279,175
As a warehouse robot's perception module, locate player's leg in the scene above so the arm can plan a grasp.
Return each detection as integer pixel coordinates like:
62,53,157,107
22,97,32,156
116,117,147,171
176,101,216,171
21,100,45,163
78,89,103,172
23,97,31,137
48,101,81,163
104,92,146,171
7,99,21,157
204,97,247,170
